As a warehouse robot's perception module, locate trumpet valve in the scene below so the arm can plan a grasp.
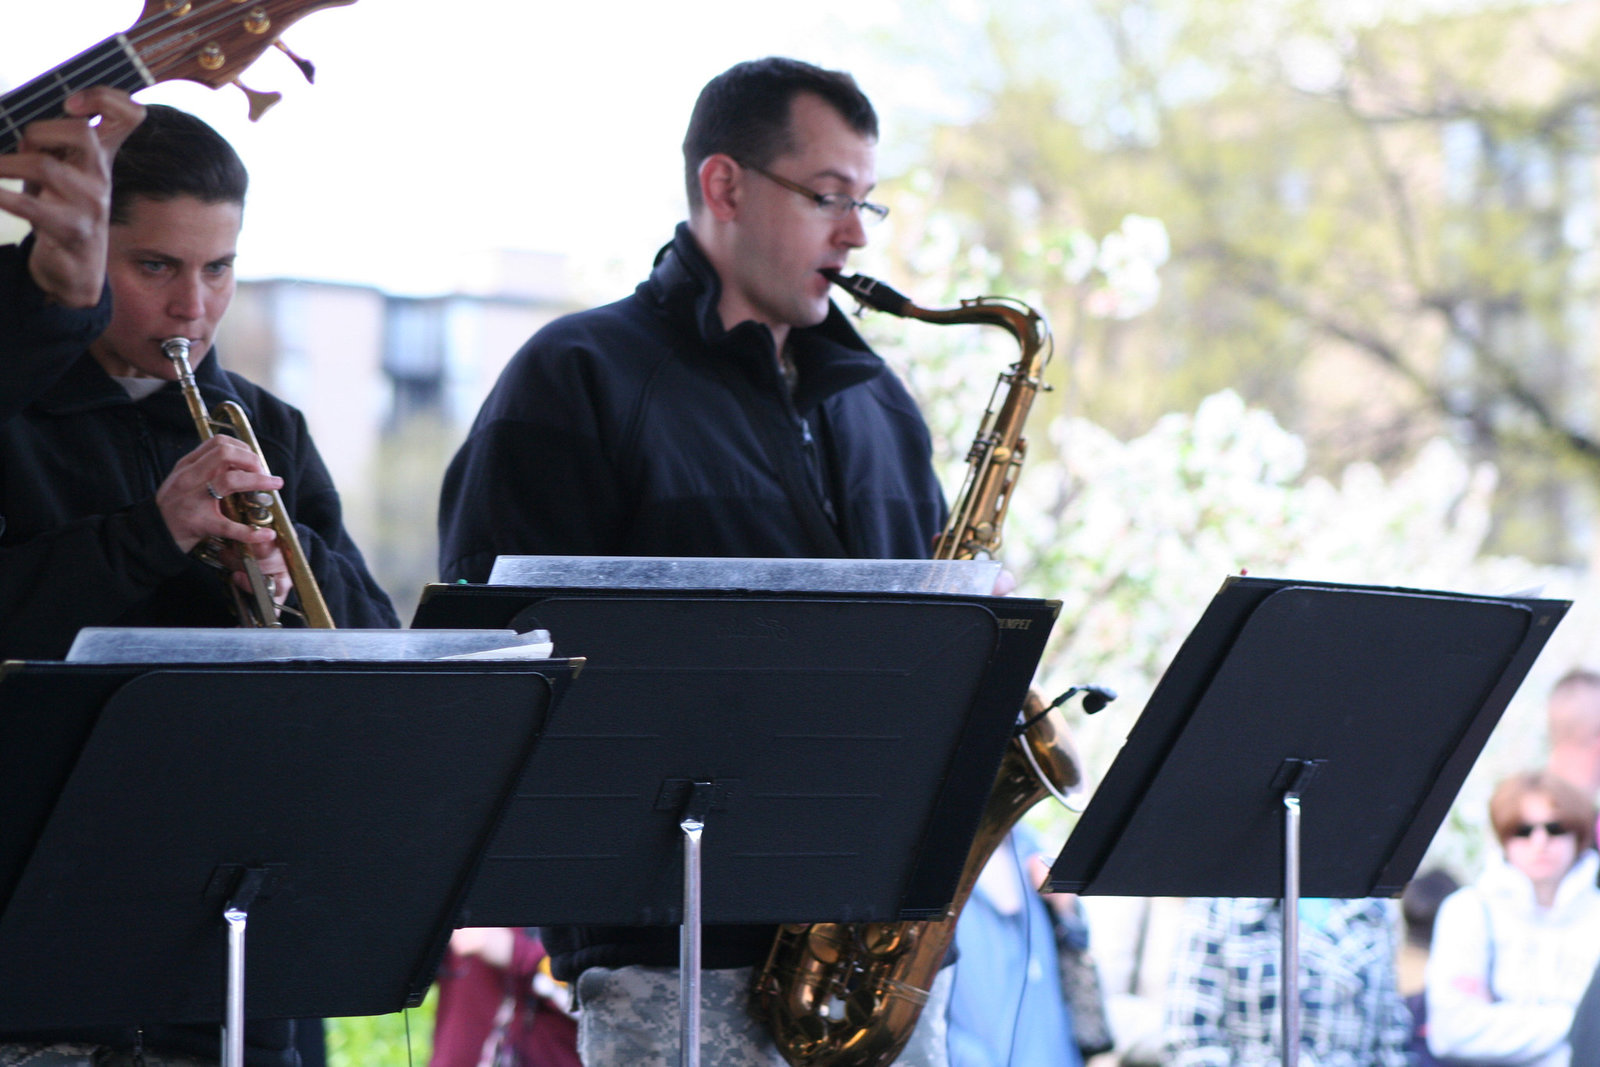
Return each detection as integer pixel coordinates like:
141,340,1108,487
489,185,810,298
236,490,275,526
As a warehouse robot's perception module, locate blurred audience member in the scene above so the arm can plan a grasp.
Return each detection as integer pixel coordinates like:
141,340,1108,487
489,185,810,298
1400,868,1462,1067
429,928,578,1067
1426,771,1600,1067
946,829,1085,1067
1401,869,1461,995
1162,896,1408,1067
1548,671,1600,841
1078,896,1185,1067
1570,958,1600,1067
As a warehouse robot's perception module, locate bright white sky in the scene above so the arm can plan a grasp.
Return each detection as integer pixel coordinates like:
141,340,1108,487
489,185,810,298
1,0,958,296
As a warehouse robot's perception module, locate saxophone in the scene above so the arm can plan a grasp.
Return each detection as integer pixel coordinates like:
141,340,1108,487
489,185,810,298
751,272,1085,1067
163,337,335,628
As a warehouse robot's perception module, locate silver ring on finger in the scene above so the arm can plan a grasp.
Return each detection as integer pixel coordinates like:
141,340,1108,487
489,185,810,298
205,482,225,500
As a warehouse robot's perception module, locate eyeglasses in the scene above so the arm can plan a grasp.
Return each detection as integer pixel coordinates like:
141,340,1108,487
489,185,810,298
738,161,889,225
1509,821,1573,838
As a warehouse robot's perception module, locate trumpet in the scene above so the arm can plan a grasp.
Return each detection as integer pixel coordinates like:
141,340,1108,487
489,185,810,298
162,337,335,628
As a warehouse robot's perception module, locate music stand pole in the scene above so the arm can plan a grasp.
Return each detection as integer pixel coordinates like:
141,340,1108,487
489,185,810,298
1042,578,1570,1066
221,868,266,1067
1274,757,1319,1067
1282,791,1301,1067
680,781,716,1067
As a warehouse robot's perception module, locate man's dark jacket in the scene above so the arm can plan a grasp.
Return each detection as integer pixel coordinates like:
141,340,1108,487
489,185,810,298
438,224,947,977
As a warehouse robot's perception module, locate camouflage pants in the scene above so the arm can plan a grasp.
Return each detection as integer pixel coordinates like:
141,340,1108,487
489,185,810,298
573,964,952,1067
0,1045,215,1067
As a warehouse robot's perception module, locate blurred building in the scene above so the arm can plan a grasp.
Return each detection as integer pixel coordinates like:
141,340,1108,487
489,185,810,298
218,249,579,621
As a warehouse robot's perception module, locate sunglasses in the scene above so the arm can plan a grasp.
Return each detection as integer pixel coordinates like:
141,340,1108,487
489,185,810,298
1509,821,1573,838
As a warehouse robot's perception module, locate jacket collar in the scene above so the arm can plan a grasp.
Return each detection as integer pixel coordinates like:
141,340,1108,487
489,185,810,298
34,346,240,430
642,222,887,412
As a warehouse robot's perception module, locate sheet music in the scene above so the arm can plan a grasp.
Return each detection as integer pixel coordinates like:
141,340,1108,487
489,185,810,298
65,627,554,663
487,555,1001,596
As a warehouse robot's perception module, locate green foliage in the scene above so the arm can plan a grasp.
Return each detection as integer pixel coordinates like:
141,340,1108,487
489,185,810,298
976,389,1569,877
849,234,1576,872
875,0,1600,565
325,990,436,1067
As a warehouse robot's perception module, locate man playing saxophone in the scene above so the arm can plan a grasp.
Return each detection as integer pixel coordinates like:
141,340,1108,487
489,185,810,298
438,57,952,1067
0,102,396,666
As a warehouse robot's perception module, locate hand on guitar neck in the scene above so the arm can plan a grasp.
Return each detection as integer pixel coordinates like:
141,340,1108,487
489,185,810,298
0,88,145,309
0,0,360,307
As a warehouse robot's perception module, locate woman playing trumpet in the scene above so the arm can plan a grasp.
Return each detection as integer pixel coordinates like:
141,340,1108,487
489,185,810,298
0,103,395,655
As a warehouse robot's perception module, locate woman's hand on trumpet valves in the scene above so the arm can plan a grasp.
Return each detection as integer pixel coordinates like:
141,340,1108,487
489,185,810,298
155,434,293,604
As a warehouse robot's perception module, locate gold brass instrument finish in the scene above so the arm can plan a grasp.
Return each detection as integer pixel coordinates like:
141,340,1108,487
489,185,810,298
161,337,335,628
850,278,1051,561
752,272,1083,1067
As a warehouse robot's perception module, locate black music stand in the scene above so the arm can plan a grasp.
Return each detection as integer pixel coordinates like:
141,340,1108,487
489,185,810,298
0,652,580,1065
1046,575,1569,1067
413,563,1059,1067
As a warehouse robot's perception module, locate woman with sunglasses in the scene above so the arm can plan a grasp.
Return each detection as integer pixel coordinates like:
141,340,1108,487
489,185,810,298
1426,771,1600,1067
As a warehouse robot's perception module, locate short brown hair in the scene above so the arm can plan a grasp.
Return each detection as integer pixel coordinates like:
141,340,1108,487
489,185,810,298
110,105,248,224
682,57,877,212
1488,769,1597,853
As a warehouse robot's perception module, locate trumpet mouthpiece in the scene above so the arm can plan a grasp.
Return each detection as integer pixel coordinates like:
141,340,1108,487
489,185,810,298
161,337,192,360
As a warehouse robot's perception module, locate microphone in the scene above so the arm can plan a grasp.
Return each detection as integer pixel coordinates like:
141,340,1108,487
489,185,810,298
1017,684,1119,734
1049,684,1118,715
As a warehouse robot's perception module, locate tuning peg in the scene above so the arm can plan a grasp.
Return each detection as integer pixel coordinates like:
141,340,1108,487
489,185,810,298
274,39,317,84
230,80,283,122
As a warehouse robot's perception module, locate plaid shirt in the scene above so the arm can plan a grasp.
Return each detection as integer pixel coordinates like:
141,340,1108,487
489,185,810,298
1162,897,1410,1067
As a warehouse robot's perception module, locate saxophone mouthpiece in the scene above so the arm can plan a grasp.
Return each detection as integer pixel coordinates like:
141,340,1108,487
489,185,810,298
824,270,913,317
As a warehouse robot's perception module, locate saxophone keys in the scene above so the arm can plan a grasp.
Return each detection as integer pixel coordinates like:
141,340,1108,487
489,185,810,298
856,923,904,957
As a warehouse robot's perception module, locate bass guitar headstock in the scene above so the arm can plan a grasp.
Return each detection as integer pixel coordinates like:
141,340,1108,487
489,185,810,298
128,0,358,119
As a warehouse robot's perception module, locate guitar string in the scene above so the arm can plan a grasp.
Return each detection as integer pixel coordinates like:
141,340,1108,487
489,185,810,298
2,2,287,133
2,4,253,126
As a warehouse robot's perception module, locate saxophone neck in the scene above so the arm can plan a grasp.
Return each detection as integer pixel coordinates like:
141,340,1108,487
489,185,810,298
825,272,1054,563
825,271,1051,369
